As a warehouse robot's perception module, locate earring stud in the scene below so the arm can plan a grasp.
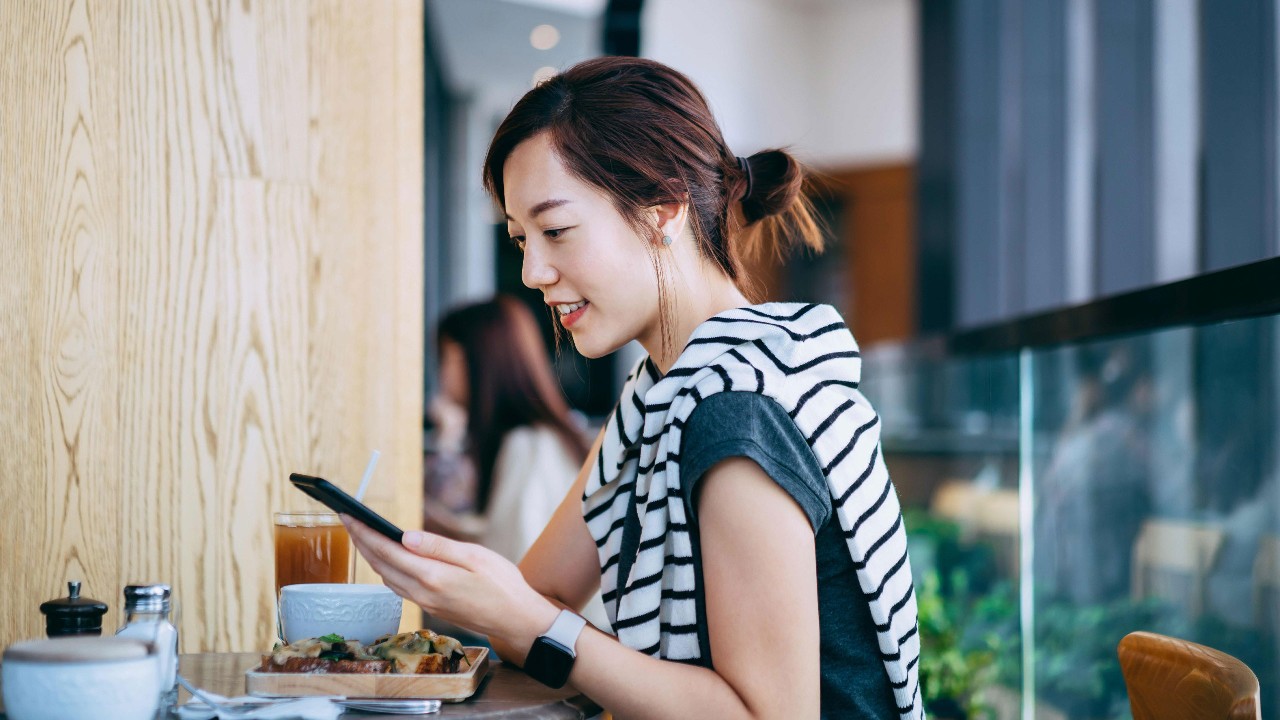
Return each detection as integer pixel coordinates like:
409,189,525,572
662,234,673,247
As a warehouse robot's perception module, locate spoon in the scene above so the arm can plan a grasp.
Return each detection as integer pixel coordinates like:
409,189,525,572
176,674,297,718
178,674,439,716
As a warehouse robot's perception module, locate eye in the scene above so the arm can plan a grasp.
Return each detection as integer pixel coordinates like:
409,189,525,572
509,234,526,251
543,227,567,240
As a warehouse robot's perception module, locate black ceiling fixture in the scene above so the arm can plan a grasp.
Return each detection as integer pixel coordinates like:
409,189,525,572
603,0,644,56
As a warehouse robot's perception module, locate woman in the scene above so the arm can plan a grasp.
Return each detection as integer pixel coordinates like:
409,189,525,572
425,296,590,565
347,57,921,719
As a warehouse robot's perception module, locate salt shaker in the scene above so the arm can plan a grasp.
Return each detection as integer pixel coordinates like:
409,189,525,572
116,584,179,710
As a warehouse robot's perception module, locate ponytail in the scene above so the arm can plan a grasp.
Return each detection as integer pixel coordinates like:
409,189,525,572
729,149,824,286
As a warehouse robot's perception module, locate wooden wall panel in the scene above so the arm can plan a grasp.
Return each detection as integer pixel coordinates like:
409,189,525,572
215,178,313,650
0,0,123,646
390,0,427,541
116,0,224,650
0,0,424,652
308,0,372,495
814,164,917,345
217,0,309,182
843,165,916,344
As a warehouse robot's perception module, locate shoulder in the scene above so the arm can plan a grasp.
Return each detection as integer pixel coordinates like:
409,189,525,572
685,390,794,438
680,391,830,532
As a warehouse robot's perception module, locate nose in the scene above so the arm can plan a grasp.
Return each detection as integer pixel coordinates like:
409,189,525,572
521,242,559,290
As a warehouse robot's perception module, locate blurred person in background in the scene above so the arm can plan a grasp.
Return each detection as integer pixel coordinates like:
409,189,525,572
425,295,590,565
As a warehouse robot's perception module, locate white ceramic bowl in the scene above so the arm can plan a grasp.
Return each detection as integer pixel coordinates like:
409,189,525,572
279,583,403,644
2,637,161,720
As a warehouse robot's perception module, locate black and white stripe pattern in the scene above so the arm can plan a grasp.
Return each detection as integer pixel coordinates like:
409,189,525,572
582,303,923,718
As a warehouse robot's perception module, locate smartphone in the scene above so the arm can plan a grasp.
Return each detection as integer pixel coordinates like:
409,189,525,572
289,473,405,544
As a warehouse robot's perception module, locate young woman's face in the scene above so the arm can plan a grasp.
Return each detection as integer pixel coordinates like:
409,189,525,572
437,338,468,406
503,133,661,358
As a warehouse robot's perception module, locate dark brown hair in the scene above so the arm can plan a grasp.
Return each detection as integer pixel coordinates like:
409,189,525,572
483,56,823,354
437,295,589,512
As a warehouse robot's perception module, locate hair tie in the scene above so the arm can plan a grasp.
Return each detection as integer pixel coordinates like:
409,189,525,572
736,156,754,201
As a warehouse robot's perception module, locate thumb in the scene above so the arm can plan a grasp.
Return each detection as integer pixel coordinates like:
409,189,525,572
403,530,478,569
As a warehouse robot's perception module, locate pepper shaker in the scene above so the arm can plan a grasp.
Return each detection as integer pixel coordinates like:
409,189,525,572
39,581,108,638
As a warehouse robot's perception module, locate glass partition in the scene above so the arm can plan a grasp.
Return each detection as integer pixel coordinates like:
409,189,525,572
863,347,1025,719
865,313,1279,719
1029,318,1279,719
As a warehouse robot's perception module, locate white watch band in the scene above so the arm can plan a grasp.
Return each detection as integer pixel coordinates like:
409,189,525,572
542,609,587,658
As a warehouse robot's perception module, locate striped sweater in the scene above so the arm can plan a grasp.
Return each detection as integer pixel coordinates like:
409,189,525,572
582,302,923,718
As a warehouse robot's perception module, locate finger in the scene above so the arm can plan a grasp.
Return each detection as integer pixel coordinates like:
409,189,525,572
345,517,439,578
343,516,468,593
401,530,483,570
343,516,401,563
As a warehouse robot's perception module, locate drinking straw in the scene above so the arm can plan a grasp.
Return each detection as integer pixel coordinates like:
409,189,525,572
355,449,381,501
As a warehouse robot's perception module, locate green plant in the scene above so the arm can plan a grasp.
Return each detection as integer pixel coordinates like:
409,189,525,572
917,570,1007,719
907,510,1018,719
1033,595,1179,719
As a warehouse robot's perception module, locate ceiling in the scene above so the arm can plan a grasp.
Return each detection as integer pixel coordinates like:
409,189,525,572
427,0,604,108
497,0,607,16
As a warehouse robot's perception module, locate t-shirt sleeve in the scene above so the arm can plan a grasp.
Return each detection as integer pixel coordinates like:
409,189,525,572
679,391,831,533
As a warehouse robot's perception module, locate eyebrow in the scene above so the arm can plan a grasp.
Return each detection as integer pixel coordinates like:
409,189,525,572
506,198,571,221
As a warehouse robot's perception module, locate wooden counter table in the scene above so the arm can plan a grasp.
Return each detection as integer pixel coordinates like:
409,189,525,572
0,652,602,719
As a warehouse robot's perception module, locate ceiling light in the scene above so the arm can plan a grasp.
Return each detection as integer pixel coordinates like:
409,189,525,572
532,66,558,86
530,24,560,50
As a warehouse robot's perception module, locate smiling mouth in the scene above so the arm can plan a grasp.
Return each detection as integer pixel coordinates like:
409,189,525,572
556,300,590,328
555,300,587,315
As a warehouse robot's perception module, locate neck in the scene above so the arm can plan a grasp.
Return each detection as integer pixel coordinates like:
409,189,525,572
641,268,750,375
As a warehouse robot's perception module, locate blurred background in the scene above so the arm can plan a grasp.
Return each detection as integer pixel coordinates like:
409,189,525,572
1,1,1277,718
424,1,1280,718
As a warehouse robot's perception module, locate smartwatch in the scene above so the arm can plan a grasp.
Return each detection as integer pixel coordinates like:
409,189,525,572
523,609,588,688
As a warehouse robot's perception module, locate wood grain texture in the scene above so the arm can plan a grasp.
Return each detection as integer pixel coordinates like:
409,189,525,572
1,0,123,646
1,0,424,652
1118,631,1262,720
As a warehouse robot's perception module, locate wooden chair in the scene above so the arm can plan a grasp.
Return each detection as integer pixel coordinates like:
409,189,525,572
930,479,981,526
972,487,1020,578
1118,631,1261,720
1131,519,1225,618
930,480,1021,578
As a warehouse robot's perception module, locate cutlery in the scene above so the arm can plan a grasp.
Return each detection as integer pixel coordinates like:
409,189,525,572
336,698,441,714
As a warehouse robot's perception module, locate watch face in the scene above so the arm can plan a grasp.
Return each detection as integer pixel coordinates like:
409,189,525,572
526,637,574,688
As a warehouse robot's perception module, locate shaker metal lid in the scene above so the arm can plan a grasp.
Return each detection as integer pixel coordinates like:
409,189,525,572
3,637,149,663
39,581,109,618
123,584,172,600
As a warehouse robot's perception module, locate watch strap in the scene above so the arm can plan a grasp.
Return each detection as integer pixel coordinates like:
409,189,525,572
542,609,587,657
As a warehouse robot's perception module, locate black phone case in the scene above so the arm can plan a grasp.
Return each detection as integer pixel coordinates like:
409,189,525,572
289,472,405,543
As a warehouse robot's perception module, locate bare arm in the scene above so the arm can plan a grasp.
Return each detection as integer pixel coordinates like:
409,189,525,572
345,452,819,720
561,456,820,719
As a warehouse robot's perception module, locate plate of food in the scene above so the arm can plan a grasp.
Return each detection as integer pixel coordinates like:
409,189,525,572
245,629,489,701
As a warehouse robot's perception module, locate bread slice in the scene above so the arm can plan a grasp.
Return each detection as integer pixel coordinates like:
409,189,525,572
258,655,391,674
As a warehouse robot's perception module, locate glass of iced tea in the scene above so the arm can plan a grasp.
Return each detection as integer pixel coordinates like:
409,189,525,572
273,511,352,593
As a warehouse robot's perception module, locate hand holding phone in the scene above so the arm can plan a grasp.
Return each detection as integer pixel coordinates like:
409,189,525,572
289,473,405,544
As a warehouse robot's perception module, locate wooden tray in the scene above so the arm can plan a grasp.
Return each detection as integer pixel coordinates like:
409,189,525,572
245,647,489,701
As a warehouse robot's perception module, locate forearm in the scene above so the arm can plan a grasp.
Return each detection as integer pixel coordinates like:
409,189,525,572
489,599,757,720
567,628,758,720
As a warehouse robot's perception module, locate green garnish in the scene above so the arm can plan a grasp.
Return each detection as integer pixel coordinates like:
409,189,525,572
319,633,345,643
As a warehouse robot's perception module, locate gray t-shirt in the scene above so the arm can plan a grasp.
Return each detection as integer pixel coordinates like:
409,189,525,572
613,390,899,719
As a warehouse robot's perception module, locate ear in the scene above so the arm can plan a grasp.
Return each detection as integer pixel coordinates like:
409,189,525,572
648,200,689,245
